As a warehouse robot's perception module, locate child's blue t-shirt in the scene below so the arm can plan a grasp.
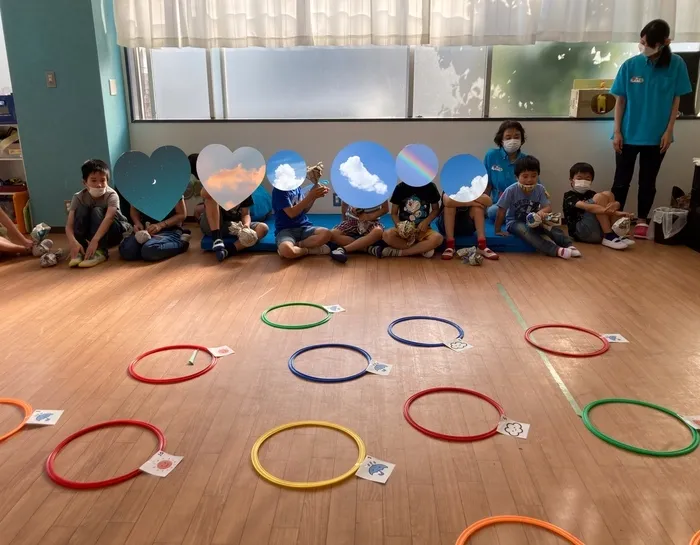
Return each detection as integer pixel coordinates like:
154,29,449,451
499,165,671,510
497,183,549,229
272,187,312,234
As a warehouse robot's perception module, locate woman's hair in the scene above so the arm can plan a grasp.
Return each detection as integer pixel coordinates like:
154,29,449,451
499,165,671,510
493,120,526,147
641,19,672,68
514,155,540,177
188,153,199,179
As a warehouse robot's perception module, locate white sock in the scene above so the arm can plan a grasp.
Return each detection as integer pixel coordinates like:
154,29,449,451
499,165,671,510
307,244,331,255
557,247,572,259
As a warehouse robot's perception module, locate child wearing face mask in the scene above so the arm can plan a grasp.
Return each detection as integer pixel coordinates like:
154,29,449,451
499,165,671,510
495,155,579,259
66,159,130,268
562,163,634,250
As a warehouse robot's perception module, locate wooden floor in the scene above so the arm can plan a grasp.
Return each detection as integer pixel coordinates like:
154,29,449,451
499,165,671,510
2,232,700,545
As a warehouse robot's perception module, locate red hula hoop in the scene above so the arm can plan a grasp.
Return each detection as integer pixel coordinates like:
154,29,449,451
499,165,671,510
46,419,166,489
128,344,218,384
524,324,609,358
403,387,505,442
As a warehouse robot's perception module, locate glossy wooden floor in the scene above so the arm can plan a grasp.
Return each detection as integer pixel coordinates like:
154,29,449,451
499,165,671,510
2,232,700,545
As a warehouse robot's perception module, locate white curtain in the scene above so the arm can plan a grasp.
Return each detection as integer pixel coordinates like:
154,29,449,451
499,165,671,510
114,0,700,49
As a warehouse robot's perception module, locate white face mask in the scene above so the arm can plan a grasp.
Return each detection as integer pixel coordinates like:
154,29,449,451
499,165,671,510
503,139,521,154
639,43,661,57
88,187,107,198
518,182,535,194
573,179,592,193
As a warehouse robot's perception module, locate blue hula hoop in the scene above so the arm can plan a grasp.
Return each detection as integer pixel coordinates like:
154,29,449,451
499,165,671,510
387,315,465,348
288,343,372,383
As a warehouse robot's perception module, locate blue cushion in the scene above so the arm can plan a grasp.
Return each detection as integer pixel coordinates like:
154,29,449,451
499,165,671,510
200,214,535,253
249,185,272,222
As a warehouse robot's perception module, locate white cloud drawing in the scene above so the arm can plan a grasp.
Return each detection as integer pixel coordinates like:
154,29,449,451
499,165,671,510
273,163,305,190
448,174,488,203
339,156,388,194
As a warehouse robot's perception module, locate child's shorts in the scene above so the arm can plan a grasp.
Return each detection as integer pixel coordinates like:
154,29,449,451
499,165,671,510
575,212,604,244
333,218,383,238
437,208,476,237
275,226,319,247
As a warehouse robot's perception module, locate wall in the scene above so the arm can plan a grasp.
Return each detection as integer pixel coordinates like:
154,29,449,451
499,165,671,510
0,10,11,93
130,119,700,216
0,0,129,227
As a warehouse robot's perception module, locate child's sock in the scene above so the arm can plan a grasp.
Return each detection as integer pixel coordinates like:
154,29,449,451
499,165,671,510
382,247,402,257
307,244,331,255
569,245,582,258
212,228,221,240
557,247,572,259
604,232,618,241
477,237,486,250
367,240,387,258
446,238,455,249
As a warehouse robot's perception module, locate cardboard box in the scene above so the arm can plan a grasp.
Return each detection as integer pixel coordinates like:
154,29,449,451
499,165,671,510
569,78,616,118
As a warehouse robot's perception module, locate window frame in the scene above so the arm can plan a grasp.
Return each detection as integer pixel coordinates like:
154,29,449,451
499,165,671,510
124,45,700,123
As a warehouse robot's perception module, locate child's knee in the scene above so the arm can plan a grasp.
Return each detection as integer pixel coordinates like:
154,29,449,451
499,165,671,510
429,232,444,247
277,242,296,259
255,223,269,238
601,190,615,200
119,237,141,261
316,228,332,243
201,188,213,200
140,244,161,262
382,228,396,242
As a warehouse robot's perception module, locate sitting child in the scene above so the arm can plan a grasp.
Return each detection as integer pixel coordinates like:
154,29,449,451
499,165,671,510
562,162,633,251
372,181,443,258
273,162,332,259
329,201,388,263
439,192,498,260
0,208,34,257
66,159,130,268
495,156,580,259
119,197,190,262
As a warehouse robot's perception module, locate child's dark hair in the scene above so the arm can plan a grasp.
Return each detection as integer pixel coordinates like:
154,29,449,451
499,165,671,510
641,19,671,68
494,120,526,147
81,159,110,181
188,153,199,179
514,155,540,177
569,162,595,180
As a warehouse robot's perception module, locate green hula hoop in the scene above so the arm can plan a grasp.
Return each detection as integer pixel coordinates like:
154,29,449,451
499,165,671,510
261,302,332,330
582,398,700,457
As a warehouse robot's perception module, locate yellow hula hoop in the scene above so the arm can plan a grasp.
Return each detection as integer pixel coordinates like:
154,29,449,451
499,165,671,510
0,398,33,443
251,420,366,489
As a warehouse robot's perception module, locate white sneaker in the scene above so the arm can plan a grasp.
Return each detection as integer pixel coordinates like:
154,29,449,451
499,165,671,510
620,237,635,246
602,237,627,250
422,249,435,258
307,244,331,255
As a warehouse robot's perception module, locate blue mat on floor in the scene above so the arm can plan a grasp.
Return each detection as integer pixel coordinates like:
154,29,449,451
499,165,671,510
200,214,535,253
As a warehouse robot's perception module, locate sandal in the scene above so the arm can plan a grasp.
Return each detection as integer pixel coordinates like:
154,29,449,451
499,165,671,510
441,247,455,260
478,247,499,260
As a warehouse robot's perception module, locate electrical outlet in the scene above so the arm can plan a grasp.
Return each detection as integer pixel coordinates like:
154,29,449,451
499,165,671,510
46,71,57,88
109,79,117,96
333,193,341,207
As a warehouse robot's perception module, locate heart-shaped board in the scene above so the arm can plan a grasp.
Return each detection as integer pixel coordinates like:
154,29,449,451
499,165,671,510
197,145,266,211
114,146,191,221
440,154,488,204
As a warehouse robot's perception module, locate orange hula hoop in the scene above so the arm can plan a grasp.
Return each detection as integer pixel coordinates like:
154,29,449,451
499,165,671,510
455,515,585,544
690,530,700,545
0,398,33,443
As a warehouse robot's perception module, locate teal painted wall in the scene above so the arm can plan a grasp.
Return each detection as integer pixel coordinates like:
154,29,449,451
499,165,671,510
0,0,129,227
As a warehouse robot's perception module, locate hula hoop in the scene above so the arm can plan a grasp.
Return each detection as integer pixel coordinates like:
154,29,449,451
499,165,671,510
251,421,365,488
455,515,585,544
261,302,332,330
582,398,700,457
690,530,700,545
388,316,464,348
46,419,166,489
128,344,218,384
524,323,609,358
403,387,505,442
288,343,371,383
0,398,33,442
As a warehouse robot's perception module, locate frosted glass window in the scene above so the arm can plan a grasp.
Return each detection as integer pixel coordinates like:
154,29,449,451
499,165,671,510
151,48,210,120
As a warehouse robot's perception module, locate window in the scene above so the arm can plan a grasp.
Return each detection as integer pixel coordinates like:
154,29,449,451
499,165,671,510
127,42,700,120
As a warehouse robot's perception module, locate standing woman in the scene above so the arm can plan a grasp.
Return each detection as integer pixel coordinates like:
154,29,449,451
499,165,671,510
610,19,692,238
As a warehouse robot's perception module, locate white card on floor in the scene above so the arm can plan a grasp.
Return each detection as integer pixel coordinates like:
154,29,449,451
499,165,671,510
366,361,392,376
139,451,183,477
26,410,64,426
496,418,530,440
209,345,235,358
444,339,473,352
355,455,395,484
603,334,629,343
682,415,700,430
324,304,345,313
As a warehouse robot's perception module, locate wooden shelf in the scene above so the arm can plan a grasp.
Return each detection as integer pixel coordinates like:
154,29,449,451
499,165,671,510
0,156,22,161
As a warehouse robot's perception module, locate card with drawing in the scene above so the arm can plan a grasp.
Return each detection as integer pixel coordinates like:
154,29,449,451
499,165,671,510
603,334,629,343
209,346,235,358
682,415,700,430
444,339,473,352
366,361,392,376
26,410,64,426
355,455,395,484
324,304,346,313
139,451,183,477
496,417,530,440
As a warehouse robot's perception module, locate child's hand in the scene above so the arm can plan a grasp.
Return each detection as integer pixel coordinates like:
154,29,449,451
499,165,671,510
69,240,85,259
417,219,430,233
496,230,509,237
537,209,548,219
309,185,327,200
85,239,99,259
147,223,162,235
604,202,620,214
134,222,144,232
